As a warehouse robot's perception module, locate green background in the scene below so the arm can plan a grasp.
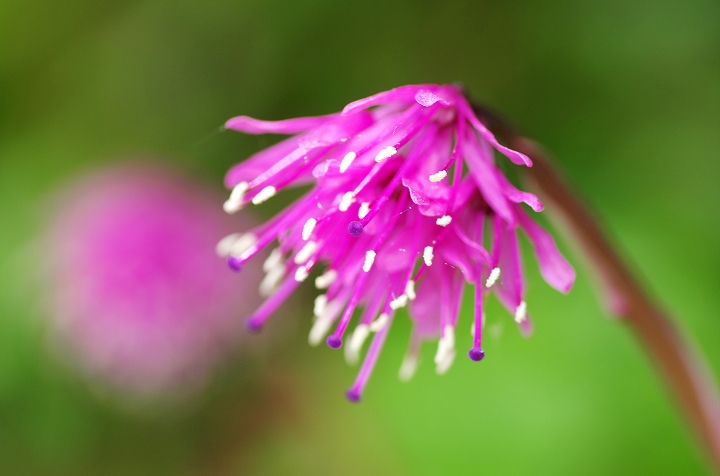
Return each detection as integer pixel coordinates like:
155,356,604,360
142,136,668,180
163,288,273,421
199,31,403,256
1,0,719,474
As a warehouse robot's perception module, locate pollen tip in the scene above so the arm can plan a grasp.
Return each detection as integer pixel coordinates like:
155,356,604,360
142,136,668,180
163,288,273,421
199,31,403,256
428,170,447,183
227,256,242,272
514,300,527,323
389,295,408,310
375,145,397,162
358,202,370,219
468,347,485,361
348,221,363,237
362,250,376,272
404,280,417,300
315,269,337,289
223,181,249,213
251,185,276,205
486,267,501,288
216,232,242,257
326,335,343,349
398,354,418,382
294,266,309,282
245,320,263,334
423,246,434,266
345,389,361,403
339,191,355,212
436,215,452,227
222,200,242,214
302,218,317,241
339,151,357,173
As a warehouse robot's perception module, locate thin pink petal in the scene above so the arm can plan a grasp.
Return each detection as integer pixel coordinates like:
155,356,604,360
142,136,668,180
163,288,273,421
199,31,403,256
342,84,446,115
515,204,575,293
298,112,374,149
224,135,301,188
463,129,515,224
457,100,533,167
492,219,525,312
225,114,335,134
497,173,544,212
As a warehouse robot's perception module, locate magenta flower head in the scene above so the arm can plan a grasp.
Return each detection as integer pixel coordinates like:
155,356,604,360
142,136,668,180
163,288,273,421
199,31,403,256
46,164,262,397
221,84,576,401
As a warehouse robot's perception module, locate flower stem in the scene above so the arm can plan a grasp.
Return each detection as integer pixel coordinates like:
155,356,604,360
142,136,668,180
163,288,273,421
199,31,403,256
473,102,720,474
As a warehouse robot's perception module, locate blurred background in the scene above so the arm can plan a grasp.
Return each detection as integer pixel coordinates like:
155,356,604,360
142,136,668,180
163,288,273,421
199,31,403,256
1,0,719,474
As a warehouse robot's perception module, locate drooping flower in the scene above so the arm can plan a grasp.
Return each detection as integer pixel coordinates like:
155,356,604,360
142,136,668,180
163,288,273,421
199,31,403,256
220,84,575,401
45,164,263,397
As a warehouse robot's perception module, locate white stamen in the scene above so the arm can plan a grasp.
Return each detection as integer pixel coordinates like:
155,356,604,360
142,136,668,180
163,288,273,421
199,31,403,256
308,297,344,346
215,233,241,257
259,265,284,297
404,280,416,301
294,266,309,282
313,294,327,317
389,294,408,310
302,218,317,240
375,146,397,162
339,191,355,212
398,354,418,382
363,250,376,272
223,182,248,214
314,269,337,289
358,202,371,219
436,215,452,227
294,241,317,264
514,300,527,323
345,324,370,365
435,350,456,375
339,151,357,173
229,233,258,257
262,248,283,272
428,170,447,183
486,267,501,288
434,324,456,372
368,313,389,332
423,246,434,266
435,324,455,375
251,185,276,205
308,313,333,346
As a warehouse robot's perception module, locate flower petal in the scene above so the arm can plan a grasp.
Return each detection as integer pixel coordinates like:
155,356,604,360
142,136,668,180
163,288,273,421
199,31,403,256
224,135,304,188
463,129,515,224
225,114,335,134
492,218,525,313
515,204,575,293
342,84,453,115
497,173,544,212
297,112,374,149
414,89,452,107
457,100,533,167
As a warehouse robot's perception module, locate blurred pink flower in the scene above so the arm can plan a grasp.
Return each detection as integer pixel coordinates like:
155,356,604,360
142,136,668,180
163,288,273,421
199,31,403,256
46,164,262,397
220,84,575,401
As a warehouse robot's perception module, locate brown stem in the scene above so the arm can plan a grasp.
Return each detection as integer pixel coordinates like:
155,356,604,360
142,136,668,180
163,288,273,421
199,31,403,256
472,103,720,474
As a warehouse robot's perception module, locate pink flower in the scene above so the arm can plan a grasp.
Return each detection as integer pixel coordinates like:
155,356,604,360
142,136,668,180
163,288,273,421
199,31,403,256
221,84,575,401
46,164,262,397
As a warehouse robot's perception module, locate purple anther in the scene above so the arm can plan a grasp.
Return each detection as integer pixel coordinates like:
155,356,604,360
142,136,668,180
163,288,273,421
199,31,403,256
345,388,361,403
227,255,243,272
347,221,363,237
326,335,343,348
468,347,485,361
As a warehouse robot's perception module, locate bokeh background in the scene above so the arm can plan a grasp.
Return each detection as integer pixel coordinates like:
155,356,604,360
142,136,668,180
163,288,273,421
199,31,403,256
1,0,719,474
